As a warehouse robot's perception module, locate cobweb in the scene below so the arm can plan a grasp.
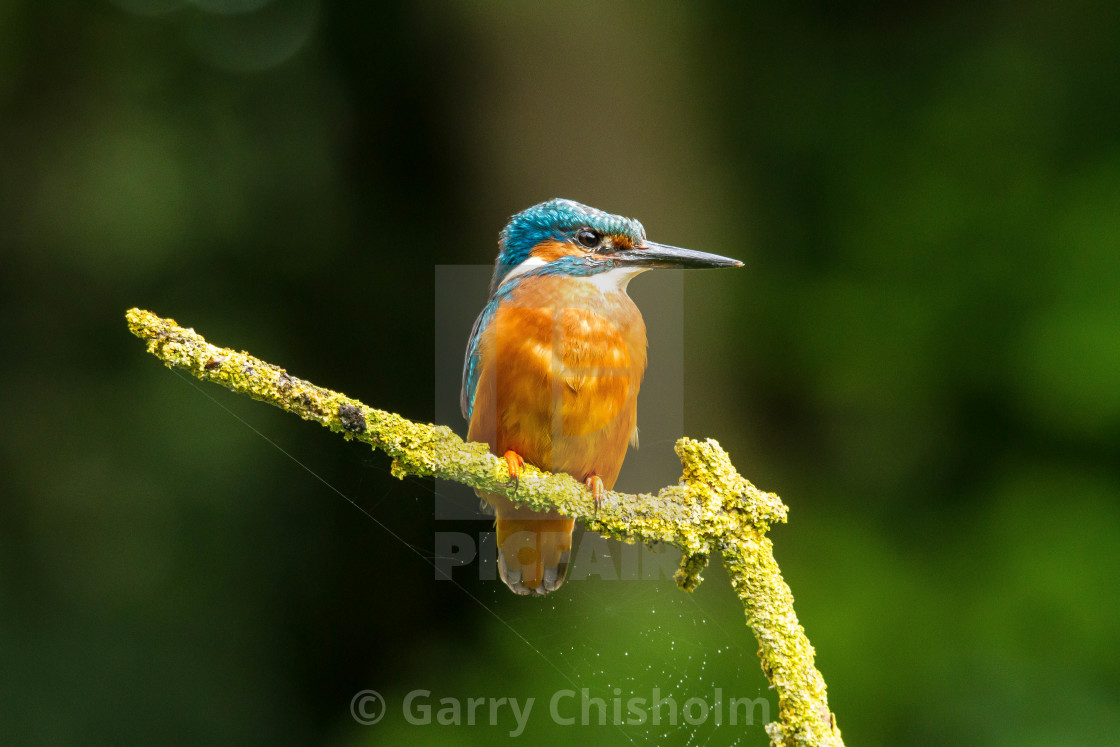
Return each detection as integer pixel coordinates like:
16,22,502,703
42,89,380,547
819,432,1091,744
473,531,778,745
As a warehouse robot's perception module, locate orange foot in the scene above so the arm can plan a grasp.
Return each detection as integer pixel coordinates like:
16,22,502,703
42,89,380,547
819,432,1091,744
585,474,604,513
504,450,525,490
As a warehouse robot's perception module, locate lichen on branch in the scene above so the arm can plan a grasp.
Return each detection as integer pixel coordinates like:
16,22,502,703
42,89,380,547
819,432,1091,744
124,307,844,747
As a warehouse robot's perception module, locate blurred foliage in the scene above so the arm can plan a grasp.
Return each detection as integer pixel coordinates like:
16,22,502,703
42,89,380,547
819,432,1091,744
2,1,1119,745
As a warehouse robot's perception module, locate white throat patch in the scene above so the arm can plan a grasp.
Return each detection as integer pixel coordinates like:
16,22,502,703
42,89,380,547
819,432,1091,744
588,266,648,293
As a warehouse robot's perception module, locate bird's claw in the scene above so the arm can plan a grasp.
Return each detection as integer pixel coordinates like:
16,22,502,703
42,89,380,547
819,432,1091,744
585,475,604,514
504,450,525,491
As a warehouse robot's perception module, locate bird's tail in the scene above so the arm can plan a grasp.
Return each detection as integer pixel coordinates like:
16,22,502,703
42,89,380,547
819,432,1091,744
494,510,575,596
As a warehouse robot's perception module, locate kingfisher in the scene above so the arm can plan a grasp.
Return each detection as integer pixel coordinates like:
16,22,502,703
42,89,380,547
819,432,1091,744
461,199,742,595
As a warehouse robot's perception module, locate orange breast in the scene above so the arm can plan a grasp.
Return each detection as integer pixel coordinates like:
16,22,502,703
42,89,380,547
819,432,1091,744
467,275,647,489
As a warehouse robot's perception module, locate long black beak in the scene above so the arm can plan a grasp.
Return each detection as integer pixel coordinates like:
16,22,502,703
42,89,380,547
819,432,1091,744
613,241,743,269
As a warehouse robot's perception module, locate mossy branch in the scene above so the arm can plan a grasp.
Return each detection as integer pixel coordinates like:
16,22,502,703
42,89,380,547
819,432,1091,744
125,307,844,747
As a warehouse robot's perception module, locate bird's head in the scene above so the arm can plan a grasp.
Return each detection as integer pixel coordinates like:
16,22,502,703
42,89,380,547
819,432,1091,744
490,198,742,295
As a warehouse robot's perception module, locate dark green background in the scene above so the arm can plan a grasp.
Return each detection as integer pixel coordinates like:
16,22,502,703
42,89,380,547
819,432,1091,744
3,1,1118,745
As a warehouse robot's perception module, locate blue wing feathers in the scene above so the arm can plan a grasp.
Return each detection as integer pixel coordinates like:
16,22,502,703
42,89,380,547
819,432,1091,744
462,279,524,420
460,300,494,421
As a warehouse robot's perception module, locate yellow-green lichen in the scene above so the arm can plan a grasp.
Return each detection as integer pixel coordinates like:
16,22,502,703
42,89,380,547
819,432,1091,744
125,308,844,747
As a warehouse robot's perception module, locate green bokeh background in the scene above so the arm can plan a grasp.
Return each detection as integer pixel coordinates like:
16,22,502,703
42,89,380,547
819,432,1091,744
3,1,1119,745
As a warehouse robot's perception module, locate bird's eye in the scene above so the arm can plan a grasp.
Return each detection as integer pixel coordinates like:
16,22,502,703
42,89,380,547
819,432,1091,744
576,229,602,249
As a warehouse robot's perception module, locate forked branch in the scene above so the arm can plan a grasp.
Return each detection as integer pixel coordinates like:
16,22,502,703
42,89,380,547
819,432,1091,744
125,307,843,747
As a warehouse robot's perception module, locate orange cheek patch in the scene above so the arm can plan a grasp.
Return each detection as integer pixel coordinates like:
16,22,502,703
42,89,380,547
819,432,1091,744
531,239,583,262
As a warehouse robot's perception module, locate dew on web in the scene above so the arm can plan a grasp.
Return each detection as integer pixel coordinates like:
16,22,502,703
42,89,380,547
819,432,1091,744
474,535,776,745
